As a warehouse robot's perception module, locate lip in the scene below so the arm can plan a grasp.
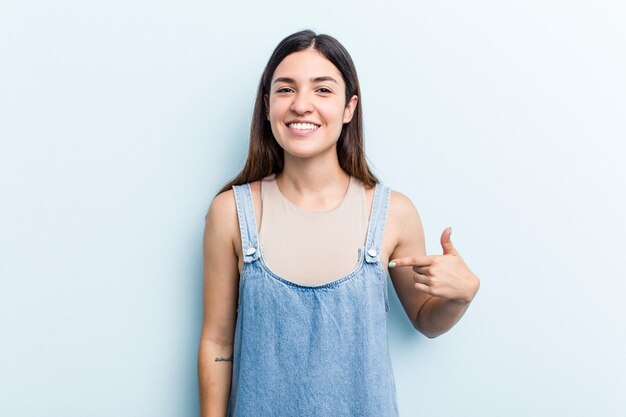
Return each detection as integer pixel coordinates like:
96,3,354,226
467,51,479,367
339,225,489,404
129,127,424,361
285,120,321,137
285,119,321,126
286,125,319,137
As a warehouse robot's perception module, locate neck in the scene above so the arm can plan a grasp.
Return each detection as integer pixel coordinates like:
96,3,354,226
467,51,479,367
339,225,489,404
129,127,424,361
276,151,350,198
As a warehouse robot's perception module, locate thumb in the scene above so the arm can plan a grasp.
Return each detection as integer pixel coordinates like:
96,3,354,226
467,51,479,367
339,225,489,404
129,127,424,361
440,227,458,255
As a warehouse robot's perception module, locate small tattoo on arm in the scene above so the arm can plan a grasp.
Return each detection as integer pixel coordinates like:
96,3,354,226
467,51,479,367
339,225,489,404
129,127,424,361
215,354,233,362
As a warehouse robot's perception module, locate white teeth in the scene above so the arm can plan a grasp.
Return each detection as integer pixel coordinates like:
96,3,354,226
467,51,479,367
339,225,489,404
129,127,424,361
288,122,319,130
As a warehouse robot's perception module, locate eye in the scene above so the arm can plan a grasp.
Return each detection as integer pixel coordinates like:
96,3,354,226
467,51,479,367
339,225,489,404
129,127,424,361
317,87,332,94
276,87,294,93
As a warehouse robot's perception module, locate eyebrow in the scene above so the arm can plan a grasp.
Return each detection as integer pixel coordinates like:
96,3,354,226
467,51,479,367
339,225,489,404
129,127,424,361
272,76,339,85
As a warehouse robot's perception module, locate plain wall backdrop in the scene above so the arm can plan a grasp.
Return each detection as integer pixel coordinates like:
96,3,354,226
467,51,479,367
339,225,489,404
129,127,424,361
1,1,625,416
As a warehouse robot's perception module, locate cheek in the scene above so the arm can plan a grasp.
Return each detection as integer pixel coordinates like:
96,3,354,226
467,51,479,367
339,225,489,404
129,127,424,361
319,101,347,121
267,109,282,126
267,100,287,121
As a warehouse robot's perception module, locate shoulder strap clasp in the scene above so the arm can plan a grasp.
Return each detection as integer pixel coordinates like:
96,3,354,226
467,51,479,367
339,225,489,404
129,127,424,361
232,183,261,264
364,183,391,264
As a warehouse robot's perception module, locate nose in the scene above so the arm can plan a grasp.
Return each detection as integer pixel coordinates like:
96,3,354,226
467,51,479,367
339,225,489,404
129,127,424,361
289,91,314,114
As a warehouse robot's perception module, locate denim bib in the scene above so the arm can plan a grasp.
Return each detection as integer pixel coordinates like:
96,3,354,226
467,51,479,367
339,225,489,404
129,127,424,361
228,181,399,417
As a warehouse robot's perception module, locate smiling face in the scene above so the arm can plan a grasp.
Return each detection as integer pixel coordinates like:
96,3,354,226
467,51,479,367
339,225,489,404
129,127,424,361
264,48,358,161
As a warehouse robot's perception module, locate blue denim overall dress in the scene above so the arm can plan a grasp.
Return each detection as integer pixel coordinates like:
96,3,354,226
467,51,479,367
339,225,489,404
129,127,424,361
228,180,399,417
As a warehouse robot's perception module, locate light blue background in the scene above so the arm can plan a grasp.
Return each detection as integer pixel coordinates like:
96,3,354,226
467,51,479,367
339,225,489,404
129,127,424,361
1,1,625,416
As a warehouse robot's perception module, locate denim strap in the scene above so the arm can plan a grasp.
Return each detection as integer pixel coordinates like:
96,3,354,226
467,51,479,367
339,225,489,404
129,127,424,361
232,183,261,264
364,182,391,264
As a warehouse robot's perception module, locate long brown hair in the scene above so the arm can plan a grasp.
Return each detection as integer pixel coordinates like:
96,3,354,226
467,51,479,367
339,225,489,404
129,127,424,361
215,30,379,196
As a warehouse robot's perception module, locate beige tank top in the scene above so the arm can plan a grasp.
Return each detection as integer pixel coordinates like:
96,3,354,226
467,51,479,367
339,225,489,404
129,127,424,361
258,174,371,286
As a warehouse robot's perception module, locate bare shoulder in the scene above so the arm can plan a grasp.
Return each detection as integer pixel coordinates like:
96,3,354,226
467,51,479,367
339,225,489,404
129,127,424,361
388,189,423,229
206,189,237,227
365,182,417,215
205,181,262,272
207,179,261,222
205,189,239,253
389,189,419,216
367,184,425,266
386,188,425,251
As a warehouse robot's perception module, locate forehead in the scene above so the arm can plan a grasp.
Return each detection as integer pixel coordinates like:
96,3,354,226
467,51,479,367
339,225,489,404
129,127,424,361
272,49,343,84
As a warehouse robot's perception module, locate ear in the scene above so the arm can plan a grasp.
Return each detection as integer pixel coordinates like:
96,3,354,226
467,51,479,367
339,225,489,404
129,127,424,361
342,95,358,124
264,94,270,120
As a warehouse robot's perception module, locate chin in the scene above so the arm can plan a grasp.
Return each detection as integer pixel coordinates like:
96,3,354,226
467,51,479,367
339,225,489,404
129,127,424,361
285,145,337,160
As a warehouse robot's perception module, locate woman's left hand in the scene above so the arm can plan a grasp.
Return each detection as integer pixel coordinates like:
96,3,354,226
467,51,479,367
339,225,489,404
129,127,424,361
389,227,480,304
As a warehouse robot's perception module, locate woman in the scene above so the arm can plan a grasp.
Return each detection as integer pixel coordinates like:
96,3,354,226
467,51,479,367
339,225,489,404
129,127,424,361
199,29,480,416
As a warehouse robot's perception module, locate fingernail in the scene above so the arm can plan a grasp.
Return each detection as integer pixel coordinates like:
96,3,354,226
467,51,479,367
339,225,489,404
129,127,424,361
388,261,396,268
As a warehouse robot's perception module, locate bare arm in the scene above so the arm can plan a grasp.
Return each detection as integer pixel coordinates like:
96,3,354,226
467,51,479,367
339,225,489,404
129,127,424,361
387,192,480,338
198,190,240,417
411,293,474,338
386,191,433,334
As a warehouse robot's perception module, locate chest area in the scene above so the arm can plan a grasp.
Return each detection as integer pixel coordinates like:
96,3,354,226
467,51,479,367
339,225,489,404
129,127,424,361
234,181,396,279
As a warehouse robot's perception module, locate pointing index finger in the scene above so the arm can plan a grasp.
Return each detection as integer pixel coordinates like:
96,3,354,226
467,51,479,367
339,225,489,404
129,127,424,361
389,255,433,268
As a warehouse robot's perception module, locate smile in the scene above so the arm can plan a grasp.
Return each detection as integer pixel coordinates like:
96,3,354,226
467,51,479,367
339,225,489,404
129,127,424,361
287,122,320,131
